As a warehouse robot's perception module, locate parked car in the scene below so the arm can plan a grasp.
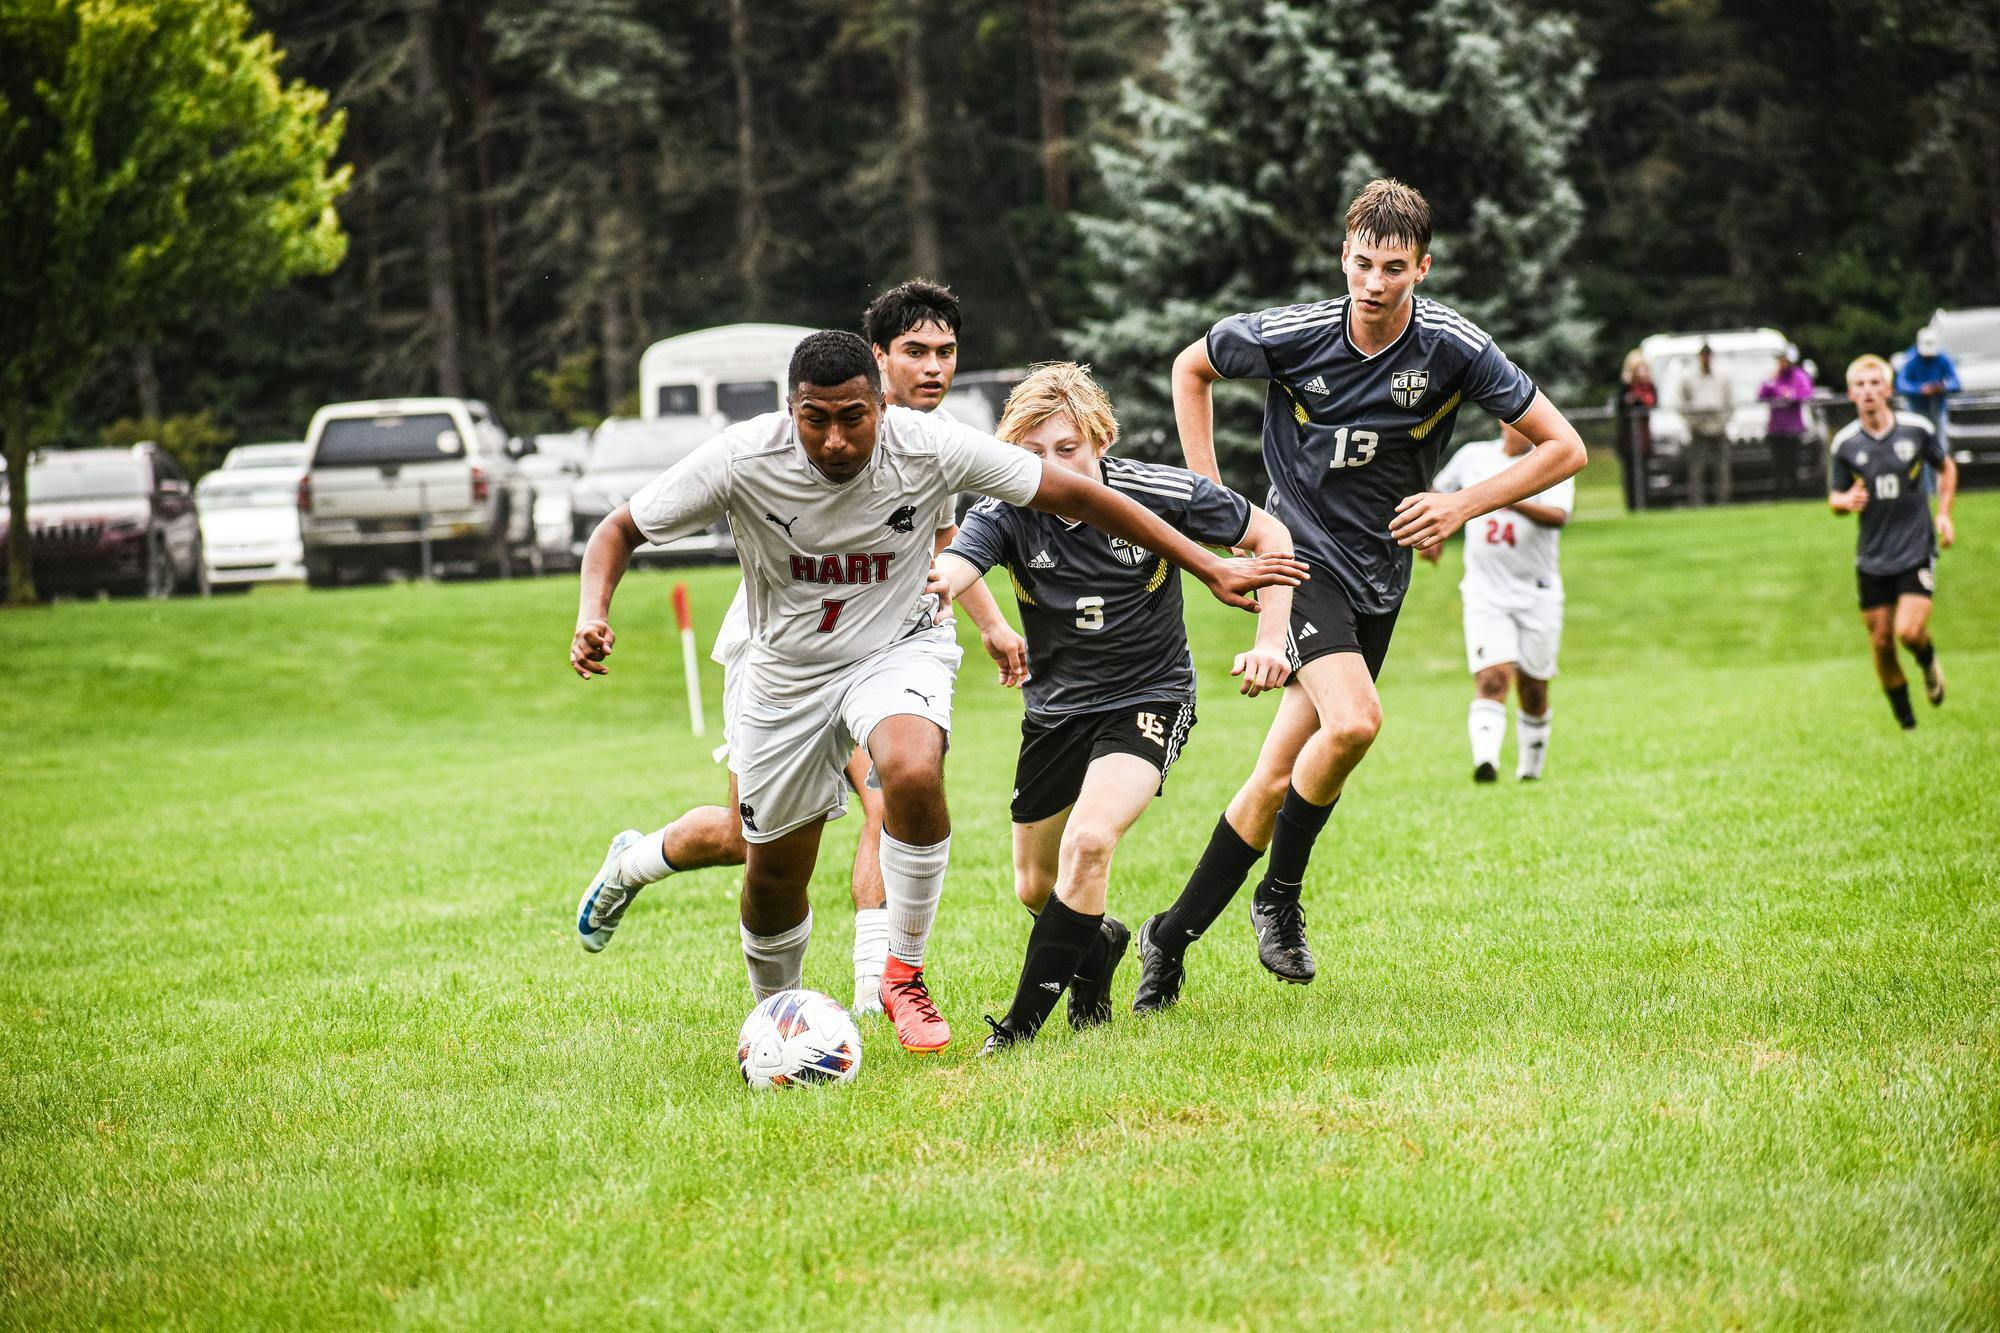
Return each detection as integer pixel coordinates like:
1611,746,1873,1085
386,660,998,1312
569,416,733,564
0,444,205,598
1634,328,1814,505
297,397,539,586
520,431,590,572
220,441,309,471
1918,306,2000,396
196,466,306,590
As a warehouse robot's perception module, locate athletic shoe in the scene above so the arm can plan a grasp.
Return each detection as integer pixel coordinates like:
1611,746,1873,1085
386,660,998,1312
1473,761,1498,783
576,829,643,953
1923,656,1946,706
1250,892,1315,984
1130,915,1185,1015
851,976,885,1019
1066,915,1131,1032
977,1015,1030,1056
1518,773,1540,783
880,957,950,1053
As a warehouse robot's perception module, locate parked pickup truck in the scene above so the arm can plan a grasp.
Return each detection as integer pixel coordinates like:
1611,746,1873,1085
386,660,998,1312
298,397,539,586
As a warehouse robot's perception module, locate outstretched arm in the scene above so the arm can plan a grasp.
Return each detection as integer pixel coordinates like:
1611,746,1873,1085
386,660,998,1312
934,522,1025,683
1174,339,1226,483
1029,465,1307,611
1388,393,1587,550
572,505,646,678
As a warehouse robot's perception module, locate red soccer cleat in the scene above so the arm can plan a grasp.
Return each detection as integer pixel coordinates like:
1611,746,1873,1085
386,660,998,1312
879,956,950,1054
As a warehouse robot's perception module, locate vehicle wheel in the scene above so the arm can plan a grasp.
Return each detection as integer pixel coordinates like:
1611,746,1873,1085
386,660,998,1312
210,582,251,595
304,552,336,590
142,537,174,599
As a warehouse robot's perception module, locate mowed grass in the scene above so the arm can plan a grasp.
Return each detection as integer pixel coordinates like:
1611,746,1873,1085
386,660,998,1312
3,493,1997,1329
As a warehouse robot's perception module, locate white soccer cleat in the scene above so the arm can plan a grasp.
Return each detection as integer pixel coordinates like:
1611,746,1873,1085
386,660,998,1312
851,976,885,1018
576,829,644,953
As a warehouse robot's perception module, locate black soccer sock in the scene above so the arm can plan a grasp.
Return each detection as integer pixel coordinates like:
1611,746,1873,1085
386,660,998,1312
1153,816,1266,953
1912,640,1935,670
1070,920,1112,984
1886,684,1916,729
1255,786,1338,904
1002,894,1101,1036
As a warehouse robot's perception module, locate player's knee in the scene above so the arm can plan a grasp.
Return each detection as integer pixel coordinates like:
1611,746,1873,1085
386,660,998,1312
1895,626,1926,651
870,747,941,801
1475,672,1509,702
1060,821,1119,870
1329,706,1381,753
1014,874,1051,914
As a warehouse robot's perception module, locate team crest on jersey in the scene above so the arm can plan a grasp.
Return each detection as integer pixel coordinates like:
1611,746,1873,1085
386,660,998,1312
1391,369,1429,409
884,504,919,533
1108,536,1151,567
1894,439,1916,463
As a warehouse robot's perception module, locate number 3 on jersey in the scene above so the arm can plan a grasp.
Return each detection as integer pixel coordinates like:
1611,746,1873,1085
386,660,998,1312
1075,595,1104,631
1327,426,1380,470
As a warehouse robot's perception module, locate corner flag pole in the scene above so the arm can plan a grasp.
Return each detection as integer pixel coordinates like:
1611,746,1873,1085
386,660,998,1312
672,582,705,737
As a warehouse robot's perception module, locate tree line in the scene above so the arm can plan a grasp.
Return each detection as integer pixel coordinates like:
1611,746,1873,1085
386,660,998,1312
14,0,2000,476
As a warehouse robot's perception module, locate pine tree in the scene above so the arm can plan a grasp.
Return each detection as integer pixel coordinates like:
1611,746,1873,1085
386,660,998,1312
1072,0,1592,479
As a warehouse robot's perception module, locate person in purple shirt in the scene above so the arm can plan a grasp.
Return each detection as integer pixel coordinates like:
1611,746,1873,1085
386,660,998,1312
1757,344,1816,497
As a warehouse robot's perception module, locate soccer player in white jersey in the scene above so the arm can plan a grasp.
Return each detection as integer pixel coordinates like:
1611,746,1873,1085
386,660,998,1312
574,282,1024,1020
569,332,1303,1053
1423,422,1575,781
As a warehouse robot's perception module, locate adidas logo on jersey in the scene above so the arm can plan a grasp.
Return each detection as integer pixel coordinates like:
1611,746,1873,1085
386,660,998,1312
1302,375,1329,395
1029,549,1056,569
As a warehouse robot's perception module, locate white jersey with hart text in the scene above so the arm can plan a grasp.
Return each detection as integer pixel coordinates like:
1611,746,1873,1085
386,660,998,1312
1432,438,1574,611
630,405,1041,701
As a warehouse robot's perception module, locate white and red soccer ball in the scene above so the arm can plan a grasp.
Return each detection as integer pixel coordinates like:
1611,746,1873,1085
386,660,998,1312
737,989,862,1090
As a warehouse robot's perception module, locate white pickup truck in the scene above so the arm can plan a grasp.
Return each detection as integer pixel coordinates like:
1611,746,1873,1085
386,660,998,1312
298,397,539,586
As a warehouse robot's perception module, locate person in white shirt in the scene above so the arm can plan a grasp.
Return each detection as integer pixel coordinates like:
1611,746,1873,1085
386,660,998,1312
570,331,1304,1053
579,281,1025,1023
1424,422,1575,781
1679,342,1734,506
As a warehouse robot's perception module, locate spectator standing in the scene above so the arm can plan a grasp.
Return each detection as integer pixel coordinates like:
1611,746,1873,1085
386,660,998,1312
1895,327,1960,494
1615,350,1656,511
1680,342,1734,506
1757,344,1816,498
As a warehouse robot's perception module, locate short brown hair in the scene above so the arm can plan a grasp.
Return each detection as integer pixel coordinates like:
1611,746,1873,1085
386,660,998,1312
1345,178,1432,255
996,362,1119,453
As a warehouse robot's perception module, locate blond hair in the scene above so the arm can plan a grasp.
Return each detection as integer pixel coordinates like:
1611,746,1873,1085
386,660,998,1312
1621,349,1650,384
996,361,1119,453
1846,353,1892,383
1345,178,1432,255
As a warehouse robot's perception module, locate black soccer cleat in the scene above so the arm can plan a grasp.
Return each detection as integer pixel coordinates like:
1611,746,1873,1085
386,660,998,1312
1130,915,1185,1015
977,1014,1031,1057
1250,892,1316,984
1473,761,1498,784
1923,657,1946,706
1066,915,1132,1032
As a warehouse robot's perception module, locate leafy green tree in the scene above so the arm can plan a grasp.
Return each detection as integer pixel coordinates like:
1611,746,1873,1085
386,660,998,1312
0,0,346,604
1071,0,1591,484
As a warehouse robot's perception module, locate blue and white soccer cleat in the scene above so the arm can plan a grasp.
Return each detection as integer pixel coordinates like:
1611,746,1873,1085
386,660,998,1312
576,829,644,953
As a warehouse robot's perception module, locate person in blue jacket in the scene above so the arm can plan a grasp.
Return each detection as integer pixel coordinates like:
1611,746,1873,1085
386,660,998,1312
1895,328,1962,477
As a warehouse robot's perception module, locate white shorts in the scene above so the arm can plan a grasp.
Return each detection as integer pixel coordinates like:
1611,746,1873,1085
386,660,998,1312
731,629,963,844
714,641,749,770
1464,595,1563,680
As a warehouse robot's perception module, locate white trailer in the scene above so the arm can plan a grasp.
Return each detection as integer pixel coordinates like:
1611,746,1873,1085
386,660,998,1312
638,323,816,425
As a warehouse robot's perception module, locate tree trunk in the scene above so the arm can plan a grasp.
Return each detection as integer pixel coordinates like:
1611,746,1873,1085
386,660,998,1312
410,2,465,398
133,342,161,422
898,29,942,277
728,0,769,310
469,13,504,350
1027,0,1070,214
5,391,38,606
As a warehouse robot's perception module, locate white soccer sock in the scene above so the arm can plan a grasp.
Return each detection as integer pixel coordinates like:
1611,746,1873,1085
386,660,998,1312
880,832,951,968
741,911,811,1001
614,828,676,888
851,907,889,984
1516,710,1552,779
1468,699,1508,770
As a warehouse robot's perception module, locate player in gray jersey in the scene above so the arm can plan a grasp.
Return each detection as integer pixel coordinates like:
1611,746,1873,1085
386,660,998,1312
929,364,1294,1051
570,333,1304,1054
1828,354,1958,729
1135,178,1588,1011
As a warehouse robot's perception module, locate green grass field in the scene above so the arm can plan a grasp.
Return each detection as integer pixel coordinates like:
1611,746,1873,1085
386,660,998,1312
4,493,1997,1329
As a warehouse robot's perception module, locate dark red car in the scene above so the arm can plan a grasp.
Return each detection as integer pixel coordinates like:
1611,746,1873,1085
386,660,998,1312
0,445,206,598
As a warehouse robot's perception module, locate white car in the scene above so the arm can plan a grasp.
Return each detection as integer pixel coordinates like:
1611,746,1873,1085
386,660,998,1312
569,416,734,563
1920,307,2000,396
1637,328,1804,452
220,441,309,471
196,467,306,590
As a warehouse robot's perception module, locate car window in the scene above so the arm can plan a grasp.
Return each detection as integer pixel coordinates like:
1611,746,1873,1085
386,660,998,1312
21,461,149,502
315,413,465,466
716,380,779,423
657,384,700,416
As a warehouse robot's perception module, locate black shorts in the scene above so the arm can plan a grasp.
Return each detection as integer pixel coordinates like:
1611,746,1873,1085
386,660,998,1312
1011,700,1196,824
1285,562,1401,680
1857,561,1935,610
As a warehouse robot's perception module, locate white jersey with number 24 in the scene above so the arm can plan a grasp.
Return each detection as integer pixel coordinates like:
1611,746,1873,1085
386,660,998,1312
1432,438,1574,611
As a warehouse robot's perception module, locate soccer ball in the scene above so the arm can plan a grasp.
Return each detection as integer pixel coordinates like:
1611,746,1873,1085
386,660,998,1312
737,989,862,1090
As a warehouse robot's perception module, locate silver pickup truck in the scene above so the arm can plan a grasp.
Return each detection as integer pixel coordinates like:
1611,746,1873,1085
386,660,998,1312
298,397,539,586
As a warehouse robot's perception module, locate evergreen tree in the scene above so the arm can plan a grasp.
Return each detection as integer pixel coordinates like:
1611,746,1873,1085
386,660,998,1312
1072,0,1591,482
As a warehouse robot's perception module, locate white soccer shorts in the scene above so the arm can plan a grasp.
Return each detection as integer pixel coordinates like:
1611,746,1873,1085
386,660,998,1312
714,640,749,770
730,628,962,844
1463,595,1564,680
